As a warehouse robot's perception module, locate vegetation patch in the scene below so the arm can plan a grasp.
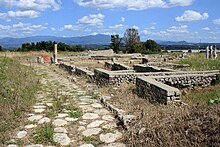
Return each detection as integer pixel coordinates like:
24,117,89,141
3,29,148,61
0,56,39,144
178,53,220,70
183,85,220,105
67,109,82,118
33,124,55,145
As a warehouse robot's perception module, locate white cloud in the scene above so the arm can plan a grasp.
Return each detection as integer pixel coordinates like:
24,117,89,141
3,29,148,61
168,0,194,7
64,24,74,30
167,25,188,33
60,24,82,31
121,17,125,22
132,25,139,30
8,10,40,18
175,10,209,22
51,27,56,31
0,10,40,21
0,22,47,37
77,13,104,26
74,0,194,10
0,0,61,11
213,18,220,25
202,27,210,31
109,24,124,29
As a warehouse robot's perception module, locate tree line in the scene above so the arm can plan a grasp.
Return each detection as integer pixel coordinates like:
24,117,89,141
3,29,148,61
110,28,161,54
17,41,87,52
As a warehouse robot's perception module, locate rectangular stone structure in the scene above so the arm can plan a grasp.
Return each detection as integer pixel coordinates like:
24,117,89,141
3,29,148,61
136,76,181,104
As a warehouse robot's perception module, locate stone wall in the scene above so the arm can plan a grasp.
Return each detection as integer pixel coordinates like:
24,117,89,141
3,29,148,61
75,67,94,76
59,63,75,74
136,76,181,104
59,62,220,104
94,69,111,86
104,61,114,69
146,62,190,68
133,64,177,72
155,73,218,88
111,62,133,71
88,49,114,56
59,63,94,80
93,68,220,87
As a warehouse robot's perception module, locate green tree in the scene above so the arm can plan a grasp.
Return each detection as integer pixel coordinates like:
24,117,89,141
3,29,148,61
133,42,146,53
0,46,2,51
123,28,140,53
145,39,161,53
110,34,122,53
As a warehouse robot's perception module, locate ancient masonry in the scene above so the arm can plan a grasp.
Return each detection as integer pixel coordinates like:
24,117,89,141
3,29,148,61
59,61,220,104
206,45,218,59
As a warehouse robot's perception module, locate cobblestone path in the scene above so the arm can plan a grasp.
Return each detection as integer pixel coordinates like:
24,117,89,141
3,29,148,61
7,64,125,147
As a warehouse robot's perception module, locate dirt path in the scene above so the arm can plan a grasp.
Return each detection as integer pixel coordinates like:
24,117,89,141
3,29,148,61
7,64,125,147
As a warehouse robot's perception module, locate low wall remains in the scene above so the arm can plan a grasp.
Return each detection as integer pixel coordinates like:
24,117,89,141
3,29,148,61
146,62,190,68
111,62,133,71
155,73,218,88
59,62,220,104
104,61,114,69
59,63,75,74
133,64,177,72
94,68,220,87
136,76,181,104
59,62,94,80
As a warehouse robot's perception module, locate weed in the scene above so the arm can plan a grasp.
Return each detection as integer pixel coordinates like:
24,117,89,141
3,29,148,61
82,136,96,143
209,97,220,105
33,124,55,145
87,91,99,99
45,111,57,118
68,109,82,118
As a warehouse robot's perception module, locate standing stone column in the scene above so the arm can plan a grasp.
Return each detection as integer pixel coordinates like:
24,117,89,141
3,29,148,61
210,45,213,59
54,44,58,63
214,45,218,59
206,45,209,59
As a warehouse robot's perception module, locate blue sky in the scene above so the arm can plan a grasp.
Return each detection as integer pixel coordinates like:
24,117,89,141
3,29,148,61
0,0,220,42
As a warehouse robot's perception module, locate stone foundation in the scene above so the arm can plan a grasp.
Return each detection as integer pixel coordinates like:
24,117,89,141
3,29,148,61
136,76,181,104
133,64,177,72
59,62,220,104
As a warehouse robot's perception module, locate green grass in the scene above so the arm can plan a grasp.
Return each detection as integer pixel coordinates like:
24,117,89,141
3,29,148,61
82,136,104,146
177,53,220,105
184,85,220,105
67,110,82,118
0,56,39,144
45,111,57,118
178,53,220,71
66,104,82,118
33,124,55,145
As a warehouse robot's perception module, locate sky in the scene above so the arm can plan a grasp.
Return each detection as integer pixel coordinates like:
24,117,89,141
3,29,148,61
0,0,220,43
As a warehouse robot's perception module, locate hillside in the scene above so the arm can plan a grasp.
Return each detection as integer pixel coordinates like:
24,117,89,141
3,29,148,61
0,34,111,48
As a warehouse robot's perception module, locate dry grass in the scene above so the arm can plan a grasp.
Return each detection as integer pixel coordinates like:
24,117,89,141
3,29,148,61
0,56,39,144
97,83,220,146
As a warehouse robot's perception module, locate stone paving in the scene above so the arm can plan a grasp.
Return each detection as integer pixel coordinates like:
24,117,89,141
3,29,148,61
7,64,125,147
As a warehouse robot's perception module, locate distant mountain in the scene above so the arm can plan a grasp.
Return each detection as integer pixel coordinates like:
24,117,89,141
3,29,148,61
0,34,111,48
156,40,194,45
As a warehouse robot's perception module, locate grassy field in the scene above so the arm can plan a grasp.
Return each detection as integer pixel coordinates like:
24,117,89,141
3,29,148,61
0,56,39,144
176,53,220,104
178,53,220,71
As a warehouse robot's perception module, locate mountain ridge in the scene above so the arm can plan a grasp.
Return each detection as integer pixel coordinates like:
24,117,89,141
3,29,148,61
0,34,219,49
0,34,111,48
